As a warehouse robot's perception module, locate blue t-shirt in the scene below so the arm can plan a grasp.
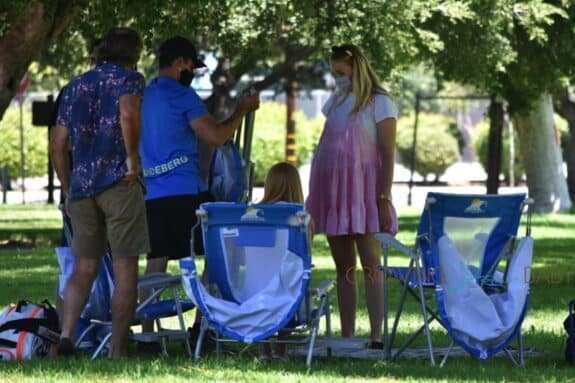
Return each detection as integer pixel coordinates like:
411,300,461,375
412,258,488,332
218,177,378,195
140,76,208,200
56,62,145,201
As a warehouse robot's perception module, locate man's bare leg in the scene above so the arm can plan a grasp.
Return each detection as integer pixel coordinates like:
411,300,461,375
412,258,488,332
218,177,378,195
60,257,101,341
108,256,139,358
139,257,169,333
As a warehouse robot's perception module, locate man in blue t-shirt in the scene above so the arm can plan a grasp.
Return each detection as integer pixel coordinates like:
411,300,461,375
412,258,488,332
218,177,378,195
51,27,150,358
139,36,259,337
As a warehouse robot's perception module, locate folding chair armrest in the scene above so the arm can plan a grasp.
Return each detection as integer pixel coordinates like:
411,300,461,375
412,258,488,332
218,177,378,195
314,279,335,298
138,272,181,290
375,233,415,258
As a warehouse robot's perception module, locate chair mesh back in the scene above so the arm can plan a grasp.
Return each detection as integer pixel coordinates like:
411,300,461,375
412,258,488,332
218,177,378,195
418,193,525,279
215,226,289,303
182,202,312,342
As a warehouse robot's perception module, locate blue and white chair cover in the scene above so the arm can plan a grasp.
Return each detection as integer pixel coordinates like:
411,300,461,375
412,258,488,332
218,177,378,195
56,214,194,359
377,193,533,366
180,202,333,367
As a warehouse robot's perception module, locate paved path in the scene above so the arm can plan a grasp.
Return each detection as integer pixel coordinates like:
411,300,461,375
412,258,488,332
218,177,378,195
1,162,527,211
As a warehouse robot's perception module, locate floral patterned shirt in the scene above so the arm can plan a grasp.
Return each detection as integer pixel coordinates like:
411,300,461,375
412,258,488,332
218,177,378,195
56,62,145,200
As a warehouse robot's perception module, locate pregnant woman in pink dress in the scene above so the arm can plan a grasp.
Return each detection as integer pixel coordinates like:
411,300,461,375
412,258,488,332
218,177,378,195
306,44,398,348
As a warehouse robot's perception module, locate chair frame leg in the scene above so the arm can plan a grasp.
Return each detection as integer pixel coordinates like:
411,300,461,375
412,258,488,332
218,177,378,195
388,257,437,365
306,292,328,368
91,332,111,360
325,296,332,358
194,317,208,361
413,255,436,366
518,330,525,367
439,340,454,367
170,286,192,358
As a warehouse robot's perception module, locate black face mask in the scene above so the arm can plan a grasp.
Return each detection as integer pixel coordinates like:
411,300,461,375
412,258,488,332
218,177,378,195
179,69,194,87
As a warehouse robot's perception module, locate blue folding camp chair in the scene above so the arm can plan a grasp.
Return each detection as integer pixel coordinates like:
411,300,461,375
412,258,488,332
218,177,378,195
180,202,334,367
377,193,533,366
56,214,195,359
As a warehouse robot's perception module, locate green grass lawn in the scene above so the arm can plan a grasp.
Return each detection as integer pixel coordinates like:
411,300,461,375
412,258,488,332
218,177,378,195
0,203,574,382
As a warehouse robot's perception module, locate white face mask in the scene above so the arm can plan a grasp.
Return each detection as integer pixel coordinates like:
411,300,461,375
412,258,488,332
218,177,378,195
334,75,351,91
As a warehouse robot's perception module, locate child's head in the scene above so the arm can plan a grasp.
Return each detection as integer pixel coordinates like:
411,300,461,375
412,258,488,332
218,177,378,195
262,162,304,203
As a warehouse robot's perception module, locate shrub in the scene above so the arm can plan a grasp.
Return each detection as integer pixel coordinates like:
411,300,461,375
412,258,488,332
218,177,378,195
0,103,48,183
396,113,460,182
472,120,523,183
251,102,323,185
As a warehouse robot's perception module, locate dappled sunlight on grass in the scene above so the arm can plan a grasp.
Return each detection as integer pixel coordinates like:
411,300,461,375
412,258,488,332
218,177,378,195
0,205,574,381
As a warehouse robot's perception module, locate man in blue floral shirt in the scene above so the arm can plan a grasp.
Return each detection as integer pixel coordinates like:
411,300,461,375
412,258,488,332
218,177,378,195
50,27,150,358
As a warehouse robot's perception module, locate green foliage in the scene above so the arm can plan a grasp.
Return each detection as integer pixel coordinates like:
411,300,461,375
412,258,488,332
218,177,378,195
396,113,460,182
0,1,29,37
472,120,524,182
251,102,323,185
0,104,48,181
423,1,575,114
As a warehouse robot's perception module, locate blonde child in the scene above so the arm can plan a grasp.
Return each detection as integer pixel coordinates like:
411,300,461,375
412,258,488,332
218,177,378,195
259,162,312,361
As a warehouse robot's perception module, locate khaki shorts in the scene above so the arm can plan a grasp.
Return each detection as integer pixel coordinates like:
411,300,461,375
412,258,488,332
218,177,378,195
70,180,150,259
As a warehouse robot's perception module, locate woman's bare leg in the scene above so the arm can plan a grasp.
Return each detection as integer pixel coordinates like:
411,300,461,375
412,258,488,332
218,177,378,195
356,233,384,341
327,235,357,338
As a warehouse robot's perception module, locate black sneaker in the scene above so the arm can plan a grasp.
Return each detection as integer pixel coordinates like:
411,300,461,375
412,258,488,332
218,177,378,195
58,337,76,357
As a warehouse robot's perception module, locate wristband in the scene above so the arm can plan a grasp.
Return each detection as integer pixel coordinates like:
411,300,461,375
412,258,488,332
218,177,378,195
378,194,392,202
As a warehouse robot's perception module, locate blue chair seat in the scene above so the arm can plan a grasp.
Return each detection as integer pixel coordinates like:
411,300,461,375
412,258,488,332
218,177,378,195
136,299,195,320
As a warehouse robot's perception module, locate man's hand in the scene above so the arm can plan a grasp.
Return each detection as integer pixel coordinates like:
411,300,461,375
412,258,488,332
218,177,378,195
238,90,260,113
124,154,141,185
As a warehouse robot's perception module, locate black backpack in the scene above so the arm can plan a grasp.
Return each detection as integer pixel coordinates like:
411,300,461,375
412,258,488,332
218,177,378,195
565,299,575,365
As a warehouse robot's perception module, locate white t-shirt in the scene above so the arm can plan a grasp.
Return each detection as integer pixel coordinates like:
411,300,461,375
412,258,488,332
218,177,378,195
321,91,398,143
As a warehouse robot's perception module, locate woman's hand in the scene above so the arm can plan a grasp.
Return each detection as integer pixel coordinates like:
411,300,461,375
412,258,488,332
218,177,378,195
377,198,398,236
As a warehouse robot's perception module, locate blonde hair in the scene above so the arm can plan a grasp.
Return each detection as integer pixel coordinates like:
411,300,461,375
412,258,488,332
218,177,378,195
261,162,304,204
331,44,388,114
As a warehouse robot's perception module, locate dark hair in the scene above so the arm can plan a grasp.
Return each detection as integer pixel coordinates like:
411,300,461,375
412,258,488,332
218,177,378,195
88,37,103,65
98,27,142,66
158,36,206,69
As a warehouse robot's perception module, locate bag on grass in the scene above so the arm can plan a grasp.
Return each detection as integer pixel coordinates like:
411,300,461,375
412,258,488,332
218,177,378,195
0,300,60,361
565,299,575,365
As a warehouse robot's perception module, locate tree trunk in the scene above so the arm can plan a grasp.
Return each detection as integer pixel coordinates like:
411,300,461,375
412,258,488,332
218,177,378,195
553,87,575,202
285,79,297,165
0,1,82,121
514,93,572,213
486,97,503,194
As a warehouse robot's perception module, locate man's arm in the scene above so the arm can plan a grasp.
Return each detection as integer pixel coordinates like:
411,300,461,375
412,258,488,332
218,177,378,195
119,94,142,183
50,124,71,198
190,93,259,147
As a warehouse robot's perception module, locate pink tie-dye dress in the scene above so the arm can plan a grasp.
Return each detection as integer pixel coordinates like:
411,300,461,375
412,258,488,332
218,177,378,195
306,91,398,236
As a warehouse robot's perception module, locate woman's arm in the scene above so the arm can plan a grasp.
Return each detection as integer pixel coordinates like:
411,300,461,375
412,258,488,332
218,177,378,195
376,117,396,199
376,117,397,233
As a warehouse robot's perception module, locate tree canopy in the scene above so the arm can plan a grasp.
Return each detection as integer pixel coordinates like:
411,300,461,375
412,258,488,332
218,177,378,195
2,0,575,211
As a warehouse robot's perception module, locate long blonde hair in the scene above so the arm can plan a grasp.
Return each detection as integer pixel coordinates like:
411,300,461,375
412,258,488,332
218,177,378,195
331,44,388,114
261,162,304,203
